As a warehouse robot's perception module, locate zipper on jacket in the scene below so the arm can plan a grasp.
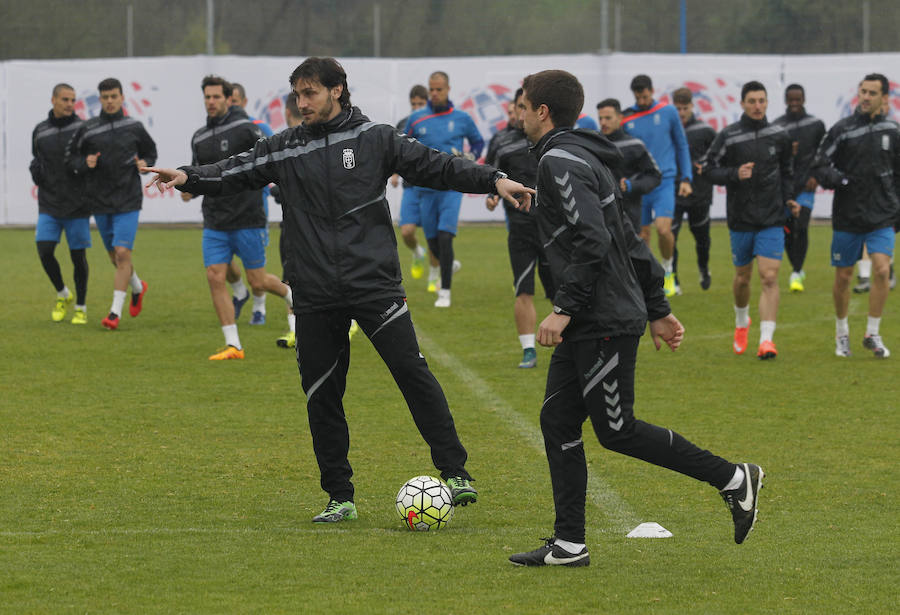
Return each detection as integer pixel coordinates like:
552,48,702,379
325,132,343,295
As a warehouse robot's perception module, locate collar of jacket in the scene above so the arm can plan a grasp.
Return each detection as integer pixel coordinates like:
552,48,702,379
854,108,885,124
427,99,454,114
47,109,78,128
784,108,807,121
739,113,768,130
303,105,355,139
206,105,247,129
99,108,125,122
531,126,571,157
606,127,626,141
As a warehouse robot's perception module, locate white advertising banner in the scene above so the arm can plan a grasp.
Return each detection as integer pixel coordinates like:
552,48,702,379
2,52,899,225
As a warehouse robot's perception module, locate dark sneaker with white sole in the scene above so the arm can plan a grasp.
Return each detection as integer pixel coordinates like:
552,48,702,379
863,334,891,358
446,476,477,506
312,500,357,523
720,462,764,544
509,537,590,567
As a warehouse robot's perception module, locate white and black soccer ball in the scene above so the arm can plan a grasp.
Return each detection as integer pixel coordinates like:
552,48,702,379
395,475,454,531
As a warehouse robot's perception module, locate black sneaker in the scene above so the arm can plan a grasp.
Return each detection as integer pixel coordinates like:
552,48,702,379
446,476,477,506
700,269,711,291
509,537,590,567
720,463,764,544
853,276,870,294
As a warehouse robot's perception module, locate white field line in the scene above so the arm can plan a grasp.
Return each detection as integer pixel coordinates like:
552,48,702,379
0,526,549,538
415,329,640,534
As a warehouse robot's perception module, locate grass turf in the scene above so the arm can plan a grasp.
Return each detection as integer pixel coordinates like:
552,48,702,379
0,223,896,614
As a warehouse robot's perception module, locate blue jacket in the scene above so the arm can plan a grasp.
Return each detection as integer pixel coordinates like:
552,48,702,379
406,100,484,159
622,100,692,183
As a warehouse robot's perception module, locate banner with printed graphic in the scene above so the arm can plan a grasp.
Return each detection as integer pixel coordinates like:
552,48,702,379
2,52,899,225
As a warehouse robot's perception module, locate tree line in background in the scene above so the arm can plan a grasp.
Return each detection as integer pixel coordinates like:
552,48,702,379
1,0,897,60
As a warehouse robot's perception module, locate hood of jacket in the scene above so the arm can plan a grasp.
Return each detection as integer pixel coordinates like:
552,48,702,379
206,105,249,128
298,105,369,140
534,126,623,169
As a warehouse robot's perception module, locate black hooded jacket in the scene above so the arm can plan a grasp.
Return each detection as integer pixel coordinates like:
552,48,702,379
485,124,537,218
605,128,662,228
533,128,670,341
177,106,500,313
30,110,88,218
772,108,826,197
676,115,717,208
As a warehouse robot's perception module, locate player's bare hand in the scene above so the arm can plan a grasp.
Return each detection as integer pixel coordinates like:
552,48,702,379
787,199,801,217
619,177,628,192
181,192,193,202
496,178,535,212
737,162,755,180
134,156,148,173
649,313,684,351
694,161,703,176
143,167,188,192
804,176,818,192
678,180,693,197
537,312,570,347
485,195,500,211
390,173,400,188
86,152,101,169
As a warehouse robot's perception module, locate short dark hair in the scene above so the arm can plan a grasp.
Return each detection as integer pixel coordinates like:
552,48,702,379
522,70,584,128
741,80,767,101
862,73,889,95
630,74,652,92
429,71,449,84
409,84,427,100
514,87,524,103
98,77,122,94
672,87,693,105
52,83,75,97
285,91,301,120
231,82,246,100
596,98,621,113
784,83,805,99
289,57,351,108
201,75,233,98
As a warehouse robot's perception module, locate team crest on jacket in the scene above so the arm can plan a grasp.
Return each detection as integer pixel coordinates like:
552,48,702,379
220,139,229,152
342,148,355,169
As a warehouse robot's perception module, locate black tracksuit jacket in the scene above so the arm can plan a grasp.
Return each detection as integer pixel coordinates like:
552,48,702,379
30,111,89,218
533,128,670,341
702,114,794,231
605,128,662,226
485,125,537,218
189,106,266,230
177,106,500,313
65,109,157,214
772,108,826,197
813,110,900,233
676,116,717,208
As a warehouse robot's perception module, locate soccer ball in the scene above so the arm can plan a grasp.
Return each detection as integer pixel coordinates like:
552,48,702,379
395,475,454,531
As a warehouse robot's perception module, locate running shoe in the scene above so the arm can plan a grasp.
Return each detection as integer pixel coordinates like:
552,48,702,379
71,308,87,325
101,312,120,330
835,335,851,357
446,476,477,506
276,331,296,349
51,294,74,322
209,345,244,360
862,334,891,358
853,277,870,294
233,292,249,319
410,253,425,279
700,269,711,291
733,324,750,355
518,347,537,369
129,280,148,317
719,462,764,544
757,340,777,360
509,537,590,567
789,271,805,293
312,500,357,523
250,310,266,325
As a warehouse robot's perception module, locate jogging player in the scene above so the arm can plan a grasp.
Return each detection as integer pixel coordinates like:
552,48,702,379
672,87,717,292
622,74,694,297
405,71,486,307
184,75,293,360
31,83,91,324
66,77,156,330
772,84,826,293
702,81,797,359
508,70,763,567
144,57,534,523
485,88,556,369
814,73,900,358
596,98,662,235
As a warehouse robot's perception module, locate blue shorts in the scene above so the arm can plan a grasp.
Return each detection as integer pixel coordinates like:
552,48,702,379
202,227,268,269
729,226,784,267
398,188,421,227
35,213,91,249
831,228,895,267
419,188,463,239
641,177,676,226
94,211,140,251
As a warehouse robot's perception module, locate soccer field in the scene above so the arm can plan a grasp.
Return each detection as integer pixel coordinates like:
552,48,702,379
1,223,896,614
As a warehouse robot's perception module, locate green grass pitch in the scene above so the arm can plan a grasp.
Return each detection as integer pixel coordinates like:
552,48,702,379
0,222,896,613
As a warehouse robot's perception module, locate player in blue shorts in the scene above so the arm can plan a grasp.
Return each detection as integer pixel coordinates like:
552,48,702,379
703,81,797,359
31,83,91,324
814,73,899,358
622,75,694,297
405,71,485,307
66,77,157,330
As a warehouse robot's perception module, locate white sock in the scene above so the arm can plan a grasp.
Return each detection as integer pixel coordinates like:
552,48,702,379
835,317,849,338
222,324,241,349
759,320,776,344
428,265,440,280
519,334,535,350
231,278,249,300
858,259,872,278
662,257,673,273
723,465,745,491
111,290,127,316
57,286,71,299
866,316,881,337
282,284,293,309
734,305,750,328
75,304,85,312
288,313,296,334
253,293,266,314
130,270,142,293
413,245,425,258
554,538,585,553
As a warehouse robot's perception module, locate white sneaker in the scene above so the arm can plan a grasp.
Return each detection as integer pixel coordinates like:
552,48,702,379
862,334,891,358
434,289,451,308
835,335,851,357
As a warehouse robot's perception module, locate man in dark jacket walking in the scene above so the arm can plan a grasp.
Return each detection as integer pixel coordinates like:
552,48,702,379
814,73,900,359
702,81,796,360
31,83,91,325
508,70,763,568
144,57,534,524
66,77,157,331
